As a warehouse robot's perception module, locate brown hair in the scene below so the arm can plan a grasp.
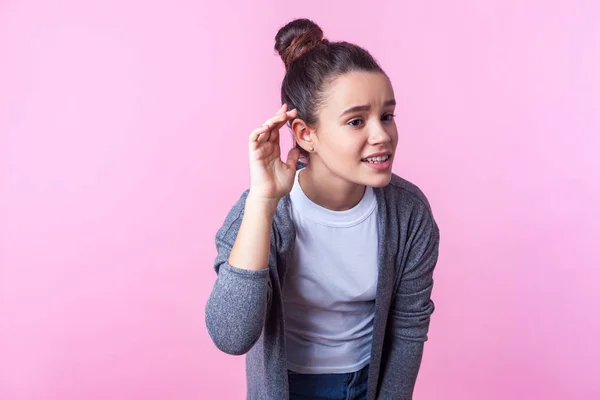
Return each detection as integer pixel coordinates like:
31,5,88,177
274,18,386,159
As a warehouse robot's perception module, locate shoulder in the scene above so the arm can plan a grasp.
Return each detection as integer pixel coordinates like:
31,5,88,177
379,173,440,238
382,173,435,213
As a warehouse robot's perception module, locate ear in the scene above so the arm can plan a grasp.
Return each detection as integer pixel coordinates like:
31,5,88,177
291,118,316,152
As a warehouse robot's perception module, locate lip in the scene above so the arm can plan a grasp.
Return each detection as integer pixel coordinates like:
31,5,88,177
362,158,392,170
361,151,393,160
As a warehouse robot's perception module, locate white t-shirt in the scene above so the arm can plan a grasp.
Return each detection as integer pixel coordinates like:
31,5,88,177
283,168,379,374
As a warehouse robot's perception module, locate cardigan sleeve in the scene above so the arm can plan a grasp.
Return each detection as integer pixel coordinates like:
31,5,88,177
378,207,440,399
204,190,273,355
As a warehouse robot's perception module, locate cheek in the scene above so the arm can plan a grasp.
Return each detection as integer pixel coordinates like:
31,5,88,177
320,128,365,162
322,129,355,152
340,140,367,165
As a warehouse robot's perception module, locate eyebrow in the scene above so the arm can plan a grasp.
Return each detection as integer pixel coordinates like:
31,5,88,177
339,99,396,118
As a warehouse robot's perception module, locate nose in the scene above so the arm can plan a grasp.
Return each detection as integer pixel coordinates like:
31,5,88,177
368,124,392,145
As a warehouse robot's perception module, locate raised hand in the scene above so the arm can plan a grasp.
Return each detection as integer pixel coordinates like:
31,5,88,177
248,104,301,201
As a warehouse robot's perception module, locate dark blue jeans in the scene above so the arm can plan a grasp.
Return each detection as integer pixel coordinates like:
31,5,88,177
287,364,369,400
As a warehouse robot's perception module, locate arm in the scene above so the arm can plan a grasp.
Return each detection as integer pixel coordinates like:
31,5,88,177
378,209,440,399
204,104,299,356
204,191,278,355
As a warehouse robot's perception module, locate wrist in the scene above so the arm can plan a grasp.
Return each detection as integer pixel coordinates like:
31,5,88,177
246,191,280,215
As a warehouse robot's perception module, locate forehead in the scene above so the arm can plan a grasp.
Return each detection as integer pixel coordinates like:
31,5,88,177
323,71,394,109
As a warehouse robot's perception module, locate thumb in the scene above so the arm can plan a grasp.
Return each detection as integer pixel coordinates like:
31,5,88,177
285,147,301,169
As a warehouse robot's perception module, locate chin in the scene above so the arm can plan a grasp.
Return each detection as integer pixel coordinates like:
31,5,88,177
358,168,392,188
368,173,393,188
358,157,395,187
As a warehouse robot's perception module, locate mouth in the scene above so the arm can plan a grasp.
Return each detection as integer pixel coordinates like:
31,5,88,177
361,153,393,171
360,154,391,164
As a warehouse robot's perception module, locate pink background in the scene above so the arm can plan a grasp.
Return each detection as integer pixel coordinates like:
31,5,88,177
1,0,599,399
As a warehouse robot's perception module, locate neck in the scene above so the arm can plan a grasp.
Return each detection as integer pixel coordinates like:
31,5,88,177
299,161,366,211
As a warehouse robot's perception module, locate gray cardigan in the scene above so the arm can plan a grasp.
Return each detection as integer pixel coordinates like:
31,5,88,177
206,166,440,399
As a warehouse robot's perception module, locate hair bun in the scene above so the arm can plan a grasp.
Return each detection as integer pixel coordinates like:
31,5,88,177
274,18,327,69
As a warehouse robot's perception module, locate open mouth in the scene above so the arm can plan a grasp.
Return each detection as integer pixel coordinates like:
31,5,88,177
361,155,391,164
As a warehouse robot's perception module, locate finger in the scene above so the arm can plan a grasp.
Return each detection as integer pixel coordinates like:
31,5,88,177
257,130,270,143
262,104,292,129
255,124,276,143
270,111,296,141
251,124,270,137
249,133,270,153
265,108,297,133
249,142,268,161
249,124,271,142
285,147,301,168
268,127,280,144
253,106,296,143
261,106,284,128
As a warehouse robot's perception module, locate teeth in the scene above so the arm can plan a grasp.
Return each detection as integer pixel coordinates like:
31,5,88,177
363,155,390,163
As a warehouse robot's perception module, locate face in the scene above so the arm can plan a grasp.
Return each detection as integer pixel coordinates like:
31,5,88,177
299,71,398,188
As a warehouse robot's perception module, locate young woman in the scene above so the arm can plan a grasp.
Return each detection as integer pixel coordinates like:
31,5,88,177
206,18,440,400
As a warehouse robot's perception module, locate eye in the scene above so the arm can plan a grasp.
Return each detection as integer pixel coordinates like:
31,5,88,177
347,114,396,127
347,118,364,127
